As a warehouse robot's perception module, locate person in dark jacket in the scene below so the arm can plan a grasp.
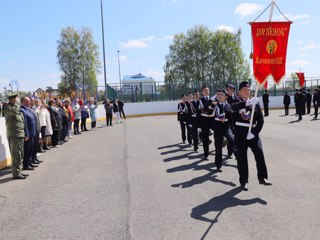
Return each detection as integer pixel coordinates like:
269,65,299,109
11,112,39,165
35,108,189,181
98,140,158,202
177,94,190,144
104,99,113,126
20,96,37,169
294,89,299,114
231,81,271,191
296,89,305,120
189,90,201,152
262,90,269,116
118,99,126,119
313,89,319,119
57,100,68,143
306,89,312,114
283,92,291,116
213,89,237,172
48,99,62,147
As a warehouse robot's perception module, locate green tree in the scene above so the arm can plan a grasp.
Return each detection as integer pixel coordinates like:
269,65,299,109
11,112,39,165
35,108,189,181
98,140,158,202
164,25,250,90
57,26,100,98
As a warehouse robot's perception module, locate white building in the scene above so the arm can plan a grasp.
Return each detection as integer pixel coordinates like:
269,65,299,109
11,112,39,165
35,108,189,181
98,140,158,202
121,73,156,95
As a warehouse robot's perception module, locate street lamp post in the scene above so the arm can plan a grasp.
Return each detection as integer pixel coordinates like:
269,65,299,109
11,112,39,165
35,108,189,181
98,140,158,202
100,0,108,100
117,50,122,93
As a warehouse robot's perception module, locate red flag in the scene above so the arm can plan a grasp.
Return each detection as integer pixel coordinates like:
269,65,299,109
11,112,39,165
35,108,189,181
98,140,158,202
296,72,305,87
263,80,268,89
251,22,292,84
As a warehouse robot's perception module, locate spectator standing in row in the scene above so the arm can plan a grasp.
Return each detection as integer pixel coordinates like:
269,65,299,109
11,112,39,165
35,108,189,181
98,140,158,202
79,100,89,132
105,99,113,126
36,100,51,150
48,100,62,147
65,99,74,138
73,99,81,135
88,99,98,130
313,88,319,119
20,96,37,170
283,92,291,116
57,100,68,143
3,93,27,179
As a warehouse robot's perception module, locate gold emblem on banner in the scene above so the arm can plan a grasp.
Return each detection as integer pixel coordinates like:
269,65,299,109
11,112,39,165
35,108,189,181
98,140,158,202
266,40,277,55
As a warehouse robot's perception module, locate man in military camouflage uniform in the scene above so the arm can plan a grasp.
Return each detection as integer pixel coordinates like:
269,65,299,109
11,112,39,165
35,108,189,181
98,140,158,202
3,93,28,179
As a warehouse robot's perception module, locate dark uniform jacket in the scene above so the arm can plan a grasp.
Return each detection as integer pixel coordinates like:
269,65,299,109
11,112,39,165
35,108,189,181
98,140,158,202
188,100,200,126
3,102,25,138
177,102,188,123
306,92,312,104
283,94,291,106
313,92,319,106
48,106,62,130
226,94,239,105
213,102,233,131
231,99,264,139
20,105,37,138
262,93,269,104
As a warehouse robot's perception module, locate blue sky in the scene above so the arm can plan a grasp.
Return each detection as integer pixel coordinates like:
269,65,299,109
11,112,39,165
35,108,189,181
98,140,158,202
0,0,319,92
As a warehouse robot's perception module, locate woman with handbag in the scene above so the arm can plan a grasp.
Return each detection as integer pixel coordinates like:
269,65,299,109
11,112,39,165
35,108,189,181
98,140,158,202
79,99,89,132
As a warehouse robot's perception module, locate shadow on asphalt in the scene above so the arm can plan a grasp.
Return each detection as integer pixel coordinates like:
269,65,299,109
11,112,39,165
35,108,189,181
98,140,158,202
160,144,191,155
0,167,11,178
158,143,184,150
289,119,302,124
191,188,267,240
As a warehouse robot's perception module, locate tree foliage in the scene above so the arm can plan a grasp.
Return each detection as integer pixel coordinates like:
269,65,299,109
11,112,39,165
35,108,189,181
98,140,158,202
164,25,251,88
57,27,100,97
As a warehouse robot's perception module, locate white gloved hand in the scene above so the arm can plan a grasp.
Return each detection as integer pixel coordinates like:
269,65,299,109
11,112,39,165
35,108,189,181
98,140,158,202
246,97,258,106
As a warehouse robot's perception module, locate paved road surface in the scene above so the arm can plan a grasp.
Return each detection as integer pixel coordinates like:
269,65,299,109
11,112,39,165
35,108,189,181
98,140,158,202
0,110,320,240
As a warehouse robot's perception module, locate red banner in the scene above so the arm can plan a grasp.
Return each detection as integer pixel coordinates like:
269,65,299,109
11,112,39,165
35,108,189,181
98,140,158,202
251,21,291,85
296,72,305,87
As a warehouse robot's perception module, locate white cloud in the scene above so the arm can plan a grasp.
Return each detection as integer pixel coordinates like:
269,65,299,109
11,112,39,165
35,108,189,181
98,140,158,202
299,44,318,51
275,14,311,23
234,3,264,18
297,41,304,45
217,25,235,33
120,36,155,49
287,60,311,66
159,35,174,41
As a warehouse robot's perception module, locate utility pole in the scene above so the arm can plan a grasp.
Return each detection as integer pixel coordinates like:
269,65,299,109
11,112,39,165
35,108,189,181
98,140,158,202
100,0,108,99
117,50,122,92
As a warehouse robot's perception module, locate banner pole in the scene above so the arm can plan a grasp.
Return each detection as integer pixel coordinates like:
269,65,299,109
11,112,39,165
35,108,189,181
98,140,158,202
247,0,275,140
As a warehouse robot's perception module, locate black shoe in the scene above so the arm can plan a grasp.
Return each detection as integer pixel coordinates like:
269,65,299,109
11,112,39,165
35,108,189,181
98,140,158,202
194,148,198,153
259,179,272,185
43,145,50,150
21,173,29,177
217,168,222,172
241,184,248,191
227,153,232,158
29,164,38,168
202,155,209,160
183,141,186,144
78,132,82,134
13,175,26,180
23,166,34,170
33,159,43,163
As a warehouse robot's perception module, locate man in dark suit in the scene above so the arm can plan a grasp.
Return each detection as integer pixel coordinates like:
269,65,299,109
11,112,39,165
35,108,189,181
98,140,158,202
262,90,269,116
296,89,305,121
283,92,291,116
306,89,312,114
20,96,37,170
313,88,319,119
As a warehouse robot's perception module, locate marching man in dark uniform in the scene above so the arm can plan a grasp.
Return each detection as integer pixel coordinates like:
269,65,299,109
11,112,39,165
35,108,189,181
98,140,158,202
226,83,238,104
294,89,299,114
232,81,271,191
189,90,201,152
213,89,237,172
296,89,305,121
306,89,312,114
199,86,215,160
262,90,269,116
283,92,291,116
185,93,193,147
177,94,191,144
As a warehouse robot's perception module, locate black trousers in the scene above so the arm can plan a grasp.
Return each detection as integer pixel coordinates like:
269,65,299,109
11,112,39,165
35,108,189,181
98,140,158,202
32,133,40,160
120,109,126,119
74,119,80,133
314,104,318,119
191,119,199,150
179,121,190,143
214,128,237,169
284,105,289,115
61,124,68,140
235,136,268,186
23,138,34,168
106,113,112,126
200,117,214,157
307,102,311,114
91,121,96,129
52,130,60,146
81,117,88,131
263,103,269,116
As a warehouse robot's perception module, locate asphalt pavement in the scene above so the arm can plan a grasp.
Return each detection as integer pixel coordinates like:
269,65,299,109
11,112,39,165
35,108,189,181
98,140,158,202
0,109,319,240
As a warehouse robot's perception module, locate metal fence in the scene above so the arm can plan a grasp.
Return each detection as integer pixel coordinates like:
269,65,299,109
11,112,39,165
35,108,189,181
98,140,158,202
99,77,320,102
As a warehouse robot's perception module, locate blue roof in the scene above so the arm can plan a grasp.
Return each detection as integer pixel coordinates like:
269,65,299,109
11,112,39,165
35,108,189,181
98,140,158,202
123,73,154,81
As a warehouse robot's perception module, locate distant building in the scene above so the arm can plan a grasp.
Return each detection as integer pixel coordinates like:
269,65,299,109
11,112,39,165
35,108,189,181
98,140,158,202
121,73,156,95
